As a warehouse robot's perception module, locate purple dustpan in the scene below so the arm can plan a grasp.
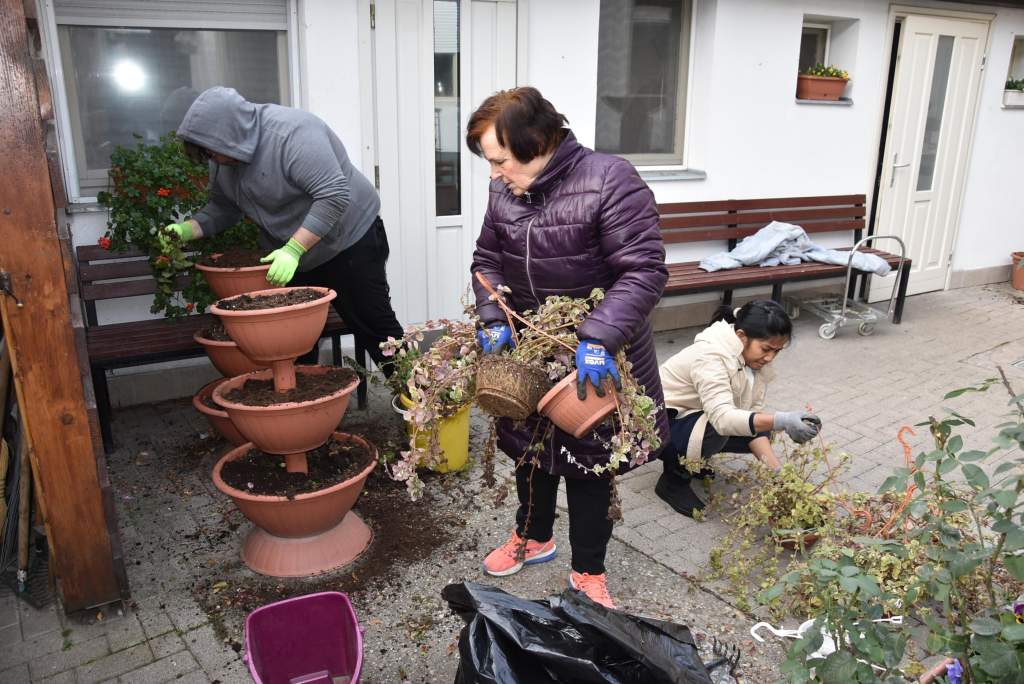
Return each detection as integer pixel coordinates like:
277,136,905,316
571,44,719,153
245,592,363,684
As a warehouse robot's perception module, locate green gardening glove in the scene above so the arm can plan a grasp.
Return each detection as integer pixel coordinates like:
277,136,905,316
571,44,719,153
157,222,193,253
260,238,306,286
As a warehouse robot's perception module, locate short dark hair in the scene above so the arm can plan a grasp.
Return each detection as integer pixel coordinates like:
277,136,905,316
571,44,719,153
466,87,568,163
710,300,793,341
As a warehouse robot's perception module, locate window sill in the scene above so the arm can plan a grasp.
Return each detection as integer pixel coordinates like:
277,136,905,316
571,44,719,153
638,168,707,182
66,200,105,214
795,97,853,106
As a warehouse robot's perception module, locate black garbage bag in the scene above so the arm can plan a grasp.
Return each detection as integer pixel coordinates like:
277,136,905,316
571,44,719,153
442,581,713,684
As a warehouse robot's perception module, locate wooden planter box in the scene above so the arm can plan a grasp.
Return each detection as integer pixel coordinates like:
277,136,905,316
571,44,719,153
796,74,849,101
1003,89,1024,108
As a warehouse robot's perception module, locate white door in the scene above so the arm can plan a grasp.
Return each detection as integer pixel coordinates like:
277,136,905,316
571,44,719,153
872,13,988,301
368,0,518,324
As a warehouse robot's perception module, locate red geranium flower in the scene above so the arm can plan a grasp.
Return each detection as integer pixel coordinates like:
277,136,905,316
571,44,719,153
185,303,194,312
156,187,172,197
154,255,171,267
98,236,111,250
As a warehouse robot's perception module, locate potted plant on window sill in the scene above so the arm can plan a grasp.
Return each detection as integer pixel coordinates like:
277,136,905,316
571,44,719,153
1004,79,1024,108
796,63,850,101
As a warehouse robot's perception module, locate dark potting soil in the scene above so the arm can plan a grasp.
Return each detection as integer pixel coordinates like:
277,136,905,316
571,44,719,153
216,288,323,311
219,435,374,498
200,393,220,410
224,367,358,406
201,320,232,342
198,249,265,268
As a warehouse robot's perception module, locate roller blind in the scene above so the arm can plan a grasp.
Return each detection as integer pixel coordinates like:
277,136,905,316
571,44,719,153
53,0,289,31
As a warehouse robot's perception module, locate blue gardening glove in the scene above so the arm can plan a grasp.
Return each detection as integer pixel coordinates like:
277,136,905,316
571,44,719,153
576,339,621,400
773,411,821,443
157,222,193,254
477,324,515,354
260,238,306,286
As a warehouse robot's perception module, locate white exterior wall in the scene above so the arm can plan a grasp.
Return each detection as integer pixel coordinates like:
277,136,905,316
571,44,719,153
51,0,1024,403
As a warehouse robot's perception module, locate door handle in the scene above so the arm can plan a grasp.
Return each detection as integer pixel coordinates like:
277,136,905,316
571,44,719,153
889,152,911,187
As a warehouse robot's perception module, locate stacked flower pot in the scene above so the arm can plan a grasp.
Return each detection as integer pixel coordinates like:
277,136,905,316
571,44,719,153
198,268,375,577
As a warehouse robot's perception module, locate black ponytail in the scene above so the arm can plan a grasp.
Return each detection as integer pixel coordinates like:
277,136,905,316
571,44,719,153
709,300,792,340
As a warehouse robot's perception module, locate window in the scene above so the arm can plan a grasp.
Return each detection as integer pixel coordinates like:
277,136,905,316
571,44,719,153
799,24,831,72
595,0,690,166
46,1,292,200
433,0,460,216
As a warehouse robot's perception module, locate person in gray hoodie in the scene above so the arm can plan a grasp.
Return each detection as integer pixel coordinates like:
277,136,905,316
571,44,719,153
164,87,403,374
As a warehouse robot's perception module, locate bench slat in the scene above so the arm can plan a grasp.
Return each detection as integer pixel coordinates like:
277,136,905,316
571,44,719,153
79,259,155,282
659,205,864,230
656,194,865,217
77,244,147,261
661,220,865,244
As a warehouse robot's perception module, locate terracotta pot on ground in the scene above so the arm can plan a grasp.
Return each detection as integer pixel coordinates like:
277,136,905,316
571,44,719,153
212,365,360,473
1012,251,1024,291
774,529,820,551
210,287,337,390
918,657,956,683
796,74,849,101
537,373,617,438
192,378,247,446
474,356,552,420
196,260,272,300
193,330,266,377
211,432,376,577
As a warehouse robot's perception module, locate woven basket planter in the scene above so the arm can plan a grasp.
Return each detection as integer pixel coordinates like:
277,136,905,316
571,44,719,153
474,356,552,420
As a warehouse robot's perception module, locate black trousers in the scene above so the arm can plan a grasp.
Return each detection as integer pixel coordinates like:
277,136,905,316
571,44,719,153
293,217,404,375
660,409,770,482
514,463,613,575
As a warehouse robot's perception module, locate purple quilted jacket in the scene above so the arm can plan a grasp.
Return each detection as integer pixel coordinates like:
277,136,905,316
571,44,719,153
471,131,669,478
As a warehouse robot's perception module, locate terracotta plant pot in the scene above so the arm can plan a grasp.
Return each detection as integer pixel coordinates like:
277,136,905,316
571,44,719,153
193,330,266,377
796,74,849,101
195,260,272,300
537,373,617,439
211,432,376,577
212,365,360,458
192,378,247,446
1012,251,1024,291
474,356,552,420
210,287,337,390
918,657,956,683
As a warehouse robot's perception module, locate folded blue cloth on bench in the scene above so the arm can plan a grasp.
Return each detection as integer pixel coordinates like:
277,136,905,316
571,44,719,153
698,221,892,276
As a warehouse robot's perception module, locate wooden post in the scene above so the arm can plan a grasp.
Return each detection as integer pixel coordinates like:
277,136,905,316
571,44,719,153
0,0,123,610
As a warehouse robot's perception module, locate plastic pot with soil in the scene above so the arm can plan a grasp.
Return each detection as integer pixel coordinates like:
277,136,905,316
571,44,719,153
192,378,246,446
193,320,266,377
210,287,336,391
212,433,376,577
195,249,272,300
537,373,618,438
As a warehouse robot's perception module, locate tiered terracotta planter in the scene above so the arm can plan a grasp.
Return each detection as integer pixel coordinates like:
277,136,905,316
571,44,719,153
193,330,265,377
207,285,375,578
192,378,246,446
212,432,375,577
196,259,273,299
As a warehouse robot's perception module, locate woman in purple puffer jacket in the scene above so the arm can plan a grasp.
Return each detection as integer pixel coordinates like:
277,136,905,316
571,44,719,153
467,87,669,608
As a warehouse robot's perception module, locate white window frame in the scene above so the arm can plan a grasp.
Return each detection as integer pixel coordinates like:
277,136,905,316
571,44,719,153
36,0,302,205
801,22,832,69
595,0,693,169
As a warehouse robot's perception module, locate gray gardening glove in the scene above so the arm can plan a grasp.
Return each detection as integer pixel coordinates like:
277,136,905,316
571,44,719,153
773,411,821,444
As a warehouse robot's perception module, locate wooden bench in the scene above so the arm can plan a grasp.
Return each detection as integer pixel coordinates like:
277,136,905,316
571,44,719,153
74,244,367,453
656,194,910,321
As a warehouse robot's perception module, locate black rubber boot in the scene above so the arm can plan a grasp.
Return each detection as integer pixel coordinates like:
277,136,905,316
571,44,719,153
654,472,706,518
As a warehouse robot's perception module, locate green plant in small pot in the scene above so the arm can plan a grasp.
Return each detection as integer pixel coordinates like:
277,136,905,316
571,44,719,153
96,133,259,318
1005,79,1024,108
797,63,851,101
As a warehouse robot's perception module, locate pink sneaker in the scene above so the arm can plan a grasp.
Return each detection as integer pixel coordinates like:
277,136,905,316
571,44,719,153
569,571,615,609
482,531,556,577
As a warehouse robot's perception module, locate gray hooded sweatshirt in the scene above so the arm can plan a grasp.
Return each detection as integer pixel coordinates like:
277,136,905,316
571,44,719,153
177,87,380,271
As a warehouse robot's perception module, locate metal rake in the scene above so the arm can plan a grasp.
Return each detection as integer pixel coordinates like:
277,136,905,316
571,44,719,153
705,635,741,676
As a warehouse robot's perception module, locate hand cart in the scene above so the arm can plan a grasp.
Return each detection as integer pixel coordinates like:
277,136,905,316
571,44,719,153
785,235,907,340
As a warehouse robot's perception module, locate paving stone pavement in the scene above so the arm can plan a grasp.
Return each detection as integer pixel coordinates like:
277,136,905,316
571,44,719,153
0,282,1020,683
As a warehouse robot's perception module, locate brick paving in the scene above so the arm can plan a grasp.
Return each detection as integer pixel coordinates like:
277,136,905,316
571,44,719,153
0,282,1021,682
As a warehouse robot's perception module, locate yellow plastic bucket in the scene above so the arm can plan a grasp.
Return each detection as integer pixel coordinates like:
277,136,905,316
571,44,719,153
395,395,471,473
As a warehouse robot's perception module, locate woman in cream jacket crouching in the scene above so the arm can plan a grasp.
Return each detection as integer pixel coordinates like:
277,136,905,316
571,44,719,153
655,300,821,517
